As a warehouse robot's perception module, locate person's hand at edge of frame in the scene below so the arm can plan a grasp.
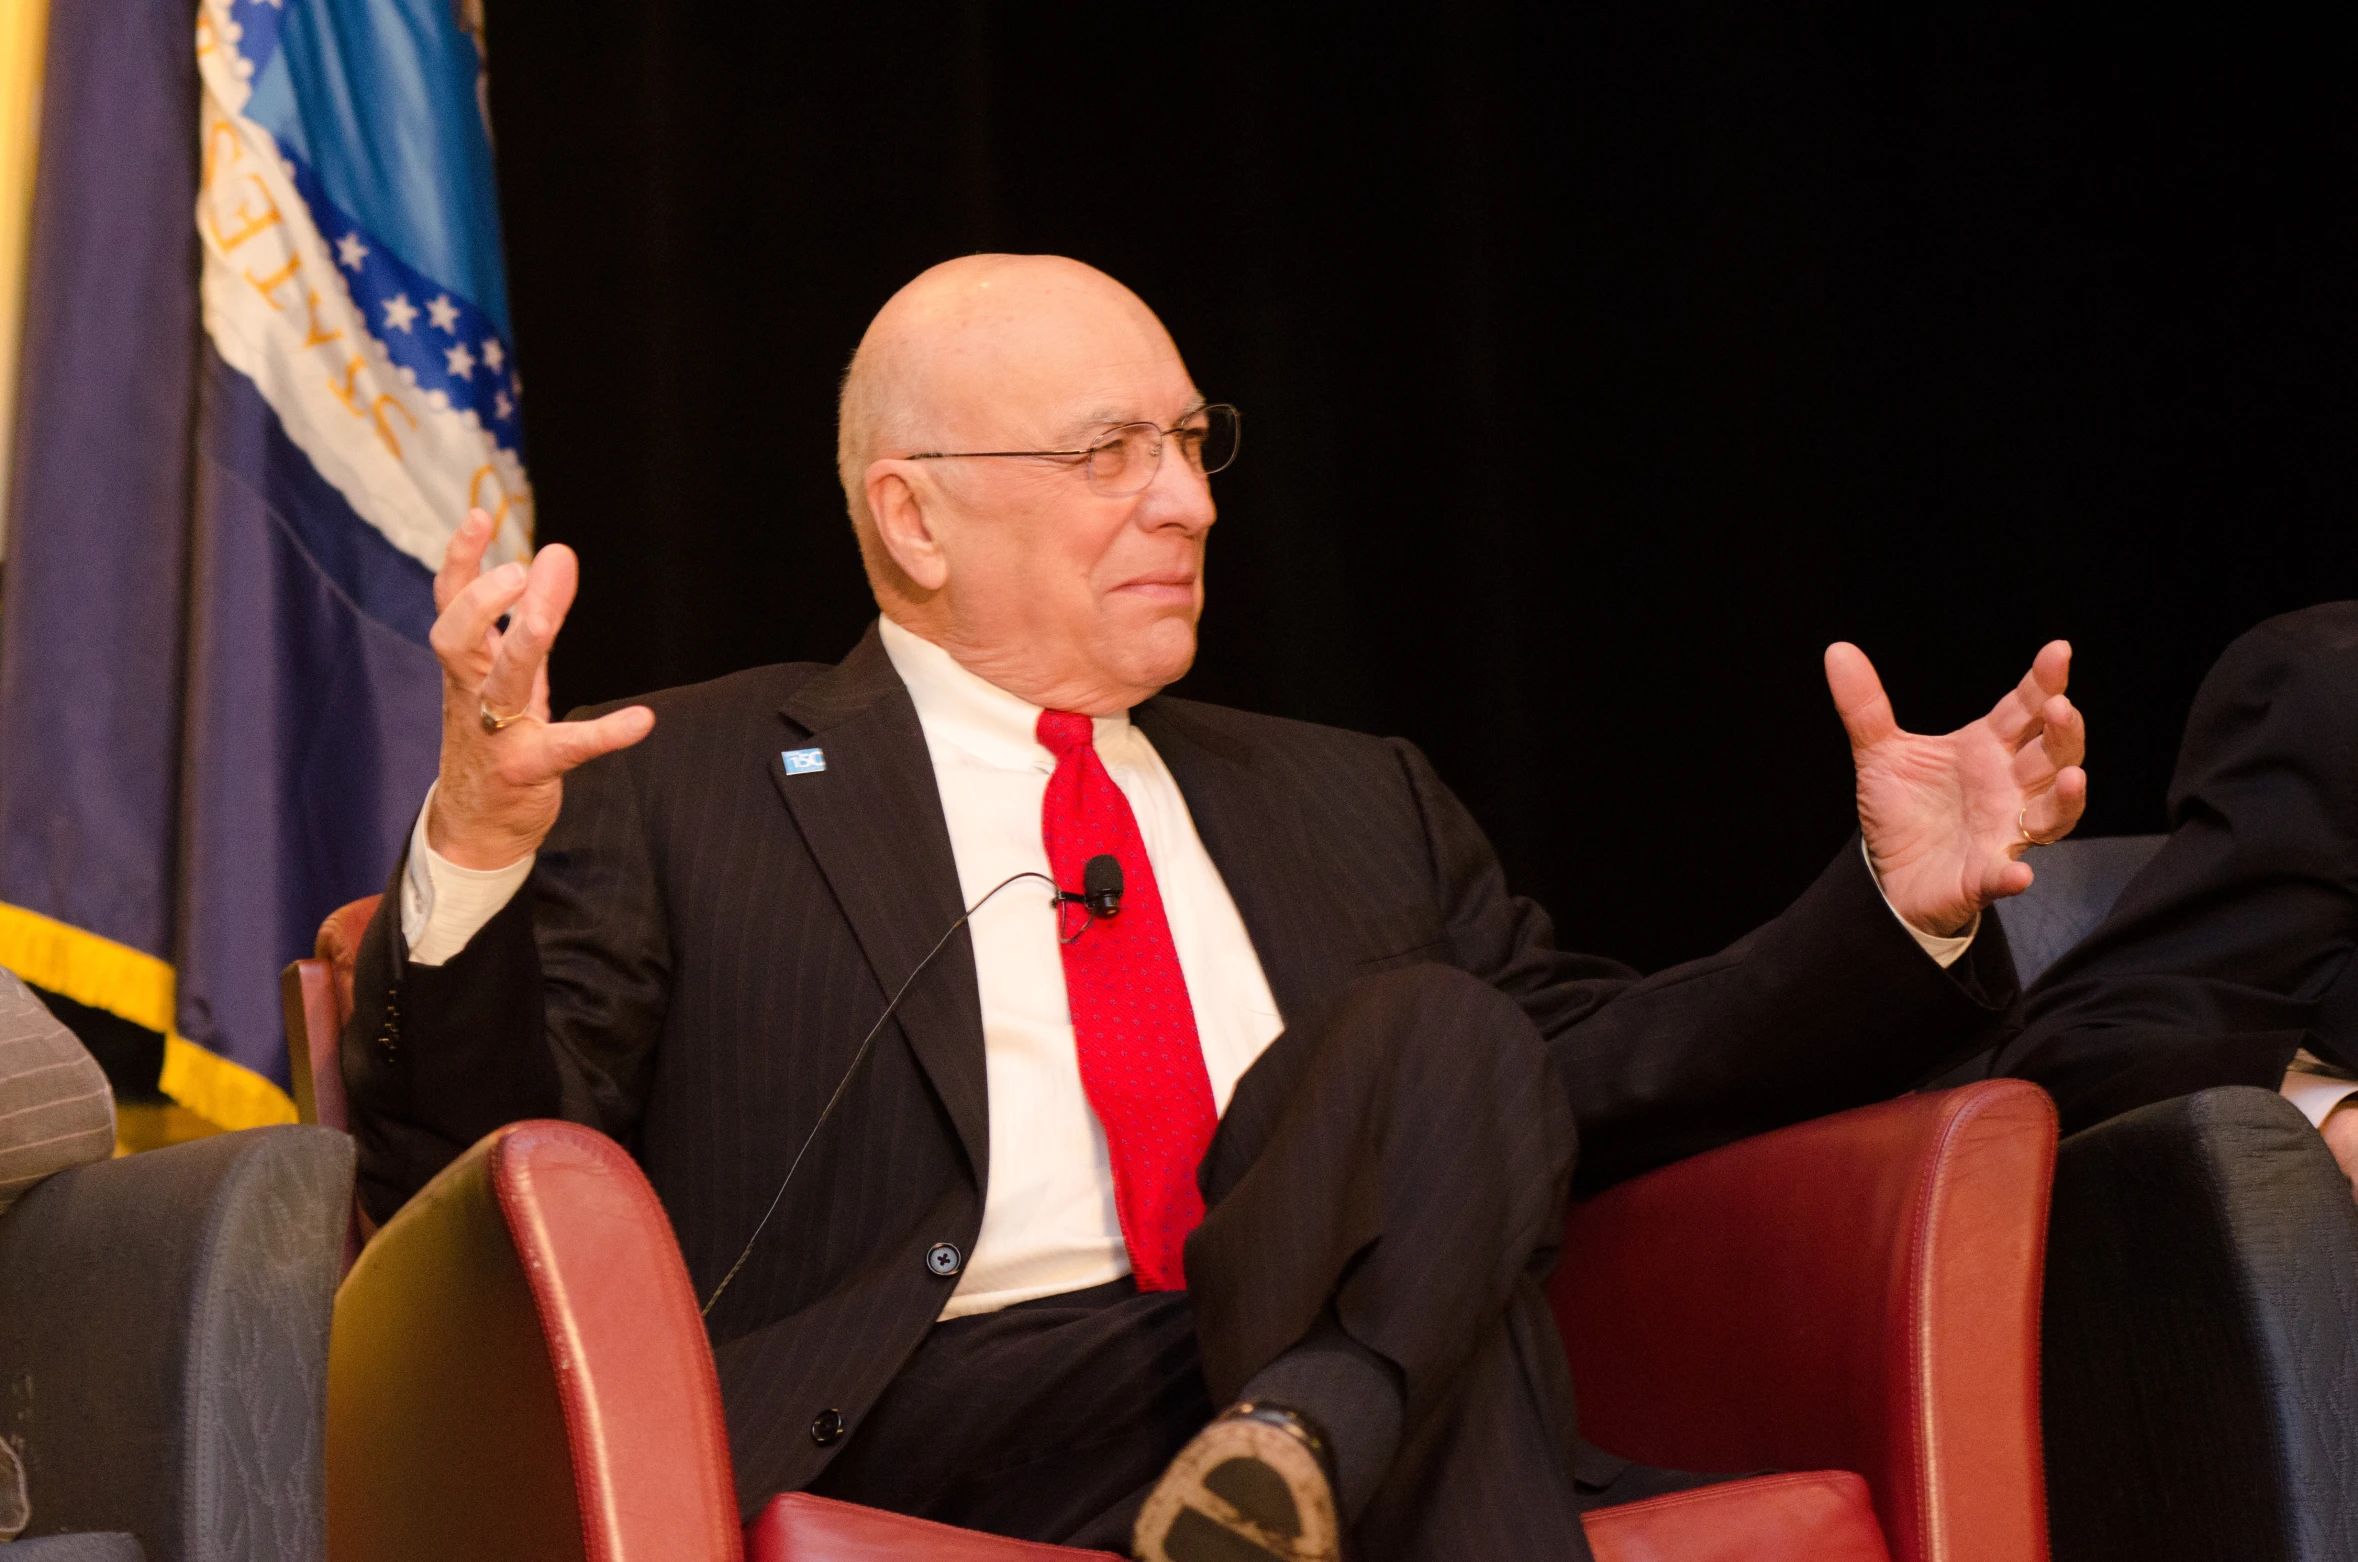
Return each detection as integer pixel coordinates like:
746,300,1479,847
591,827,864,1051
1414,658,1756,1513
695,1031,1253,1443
425,507,655,871
2319,1102,2358,1207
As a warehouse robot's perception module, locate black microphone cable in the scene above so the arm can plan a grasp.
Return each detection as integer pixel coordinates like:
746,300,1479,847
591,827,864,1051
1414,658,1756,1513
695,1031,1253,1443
700,863,1112,1316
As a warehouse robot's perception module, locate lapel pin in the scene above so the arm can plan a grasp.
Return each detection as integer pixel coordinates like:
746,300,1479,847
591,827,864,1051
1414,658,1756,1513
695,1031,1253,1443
781,747,827,775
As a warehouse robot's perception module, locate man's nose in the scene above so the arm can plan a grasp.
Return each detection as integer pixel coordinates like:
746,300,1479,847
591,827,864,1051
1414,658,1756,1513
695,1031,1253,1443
1132,440,1217,533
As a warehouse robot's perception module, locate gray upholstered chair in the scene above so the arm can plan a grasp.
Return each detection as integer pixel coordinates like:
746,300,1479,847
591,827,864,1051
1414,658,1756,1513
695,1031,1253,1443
1995,836,2358,1562
1991,833,2166,987
0,1125,354,1562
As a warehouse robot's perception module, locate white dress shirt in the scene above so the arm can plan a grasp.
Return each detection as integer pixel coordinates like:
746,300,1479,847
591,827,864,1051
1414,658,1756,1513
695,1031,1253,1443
2282,1052,2358,1128
401,617,1980,1319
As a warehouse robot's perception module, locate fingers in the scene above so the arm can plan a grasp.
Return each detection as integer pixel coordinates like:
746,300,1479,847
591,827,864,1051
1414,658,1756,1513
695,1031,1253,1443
480,545,581,717
1988,639,2073,744
2030,762,2089,841
1984,856,2035,901
2032,638,2072,696
2036,690,2086,769
538,705,656,771
2006,689,2086,783
434,508,499,615
430,557,528,679
1824,642,1900,752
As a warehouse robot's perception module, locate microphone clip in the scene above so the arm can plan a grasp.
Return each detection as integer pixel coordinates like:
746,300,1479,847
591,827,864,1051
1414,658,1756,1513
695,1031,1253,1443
1054,854,1125,942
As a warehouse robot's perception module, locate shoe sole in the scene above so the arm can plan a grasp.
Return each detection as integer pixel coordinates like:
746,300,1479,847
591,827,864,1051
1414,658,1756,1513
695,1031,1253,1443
1134,1415,1341,1562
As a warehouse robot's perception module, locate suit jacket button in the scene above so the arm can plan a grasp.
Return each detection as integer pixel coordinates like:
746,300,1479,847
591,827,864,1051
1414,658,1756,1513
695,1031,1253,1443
926,1242,963,1277
810,1408,846,1447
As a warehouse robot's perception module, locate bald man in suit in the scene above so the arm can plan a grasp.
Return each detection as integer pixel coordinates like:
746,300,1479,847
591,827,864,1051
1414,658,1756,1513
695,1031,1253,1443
346,255,2086,1561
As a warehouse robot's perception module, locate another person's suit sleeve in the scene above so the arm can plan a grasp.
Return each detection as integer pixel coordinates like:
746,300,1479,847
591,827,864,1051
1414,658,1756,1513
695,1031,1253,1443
0,970,115,1215
1976,604,2358,1136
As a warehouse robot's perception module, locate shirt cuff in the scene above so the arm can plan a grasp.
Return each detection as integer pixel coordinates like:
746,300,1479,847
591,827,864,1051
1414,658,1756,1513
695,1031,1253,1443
2282,1070,2358,1129
400,782,535,967
1861,838,1977,970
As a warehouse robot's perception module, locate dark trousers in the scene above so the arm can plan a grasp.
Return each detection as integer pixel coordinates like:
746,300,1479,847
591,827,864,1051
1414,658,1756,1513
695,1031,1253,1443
810,964,1619,1559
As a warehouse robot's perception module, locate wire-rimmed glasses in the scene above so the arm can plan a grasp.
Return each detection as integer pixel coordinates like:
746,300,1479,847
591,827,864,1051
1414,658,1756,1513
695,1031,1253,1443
905,403,1240,497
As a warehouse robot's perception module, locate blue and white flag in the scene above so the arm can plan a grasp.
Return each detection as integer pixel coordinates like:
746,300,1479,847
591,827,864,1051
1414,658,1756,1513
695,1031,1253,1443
0,0,528,1129
198,0,531,571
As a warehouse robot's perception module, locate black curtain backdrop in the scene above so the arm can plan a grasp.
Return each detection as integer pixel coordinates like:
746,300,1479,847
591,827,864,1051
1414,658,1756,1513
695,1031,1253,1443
485,4,2356,976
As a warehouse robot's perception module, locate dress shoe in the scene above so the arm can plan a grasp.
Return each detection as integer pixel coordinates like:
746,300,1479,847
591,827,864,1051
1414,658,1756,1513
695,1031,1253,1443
1133,1401,1341,1562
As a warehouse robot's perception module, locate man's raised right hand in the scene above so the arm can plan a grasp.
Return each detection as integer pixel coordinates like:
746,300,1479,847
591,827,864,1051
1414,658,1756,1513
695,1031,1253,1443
426,507,654,870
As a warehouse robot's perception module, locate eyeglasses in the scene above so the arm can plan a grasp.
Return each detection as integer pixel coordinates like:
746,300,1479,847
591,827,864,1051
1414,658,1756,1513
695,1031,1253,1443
905,403,1241,497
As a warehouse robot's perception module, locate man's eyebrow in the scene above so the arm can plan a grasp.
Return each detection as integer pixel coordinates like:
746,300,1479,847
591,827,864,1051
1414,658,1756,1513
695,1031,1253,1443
1058,398,1210,442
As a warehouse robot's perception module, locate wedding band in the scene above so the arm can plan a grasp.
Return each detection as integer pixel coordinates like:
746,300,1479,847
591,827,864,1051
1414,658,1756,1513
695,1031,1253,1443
2017,805,2052,848
478,699,530,734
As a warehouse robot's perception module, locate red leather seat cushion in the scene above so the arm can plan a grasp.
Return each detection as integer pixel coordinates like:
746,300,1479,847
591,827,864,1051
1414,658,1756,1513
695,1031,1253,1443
1583,1471,1891,1562
747,1493,1116,1561
746,1472,1889,1562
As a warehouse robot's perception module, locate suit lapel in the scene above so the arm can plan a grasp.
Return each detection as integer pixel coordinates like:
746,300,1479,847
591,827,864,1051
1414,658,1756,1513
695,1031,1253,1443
772,627,990,1186
1133,699,1341,1028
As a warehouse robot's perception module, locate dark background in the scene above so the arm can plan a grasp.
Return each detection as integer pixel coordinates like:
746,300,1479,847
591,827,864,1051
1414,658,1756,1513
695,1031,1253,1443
485,3,2356,976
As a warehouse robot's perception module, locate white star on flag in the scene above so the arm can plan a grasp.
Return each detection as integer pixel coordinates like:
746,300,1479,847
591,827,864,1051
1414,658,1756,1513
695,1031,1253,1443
336,232,370,270
381,294,418,333
444,342,476,379
494,390,514,419
481,339,506,372
426,294,460,333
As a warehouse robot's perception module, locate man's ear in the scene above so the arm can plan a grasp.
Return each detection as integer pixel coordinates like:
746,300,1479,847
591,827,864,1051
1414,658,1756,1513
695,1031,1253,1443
865,461,950,592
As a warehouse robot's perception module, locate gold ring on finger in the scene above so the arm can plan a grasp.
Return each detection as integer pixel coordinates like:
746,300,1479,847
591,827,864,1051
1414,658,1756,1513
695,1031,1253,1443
2018,805,2053,848
478,698,531,734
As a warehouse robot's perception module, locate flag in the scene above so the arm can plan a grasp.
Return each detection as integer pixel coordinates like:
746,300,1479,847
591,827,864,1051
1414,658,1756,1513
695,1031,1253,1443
0,0,529,1128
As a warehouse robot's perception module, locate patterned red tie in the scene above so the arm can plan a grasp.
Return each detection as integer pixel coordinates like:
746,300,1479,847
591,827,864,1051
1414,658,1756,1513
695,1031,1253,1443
1036,709,1216,1292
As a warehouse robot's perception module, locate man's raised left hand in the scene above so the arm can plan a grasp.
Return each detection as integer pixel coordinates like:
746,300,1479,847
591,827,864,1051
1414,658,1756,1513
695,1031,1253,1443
1826,639,2088,938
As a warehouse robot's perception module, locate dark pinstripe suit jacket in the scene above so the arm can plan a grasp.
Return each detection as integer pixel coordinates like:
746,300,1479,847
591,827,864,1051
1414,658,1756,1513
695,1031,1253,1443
344,623,2018,1506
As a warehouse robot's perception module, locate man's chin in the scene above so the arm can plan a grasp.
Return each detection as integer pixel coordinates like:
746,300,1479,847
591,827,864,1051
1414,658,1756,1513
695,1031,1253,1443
1112,619,1199,698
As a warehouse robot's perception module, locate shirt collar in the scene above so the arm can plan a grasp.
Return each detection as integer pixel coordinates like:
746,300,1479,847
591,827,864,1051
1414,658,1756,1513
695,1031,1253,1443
876,615,1132,774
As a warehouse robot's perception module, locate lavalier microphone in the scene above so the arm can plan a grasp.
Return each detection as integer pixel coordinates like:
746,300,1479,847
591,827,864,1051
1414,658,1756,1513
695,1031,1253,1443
1053,853,1125,929
1083,853,1124,919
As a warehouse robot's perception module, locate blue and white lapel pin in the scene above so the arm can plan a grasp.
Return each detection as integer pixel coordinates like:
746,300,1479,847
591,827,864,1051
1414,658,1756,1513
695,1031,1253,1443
781,747,827,775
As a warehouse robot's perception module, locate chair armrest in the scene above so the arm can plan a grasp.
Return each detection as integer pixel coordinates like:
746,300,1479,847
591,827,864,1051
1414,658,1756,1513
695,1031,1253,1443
330,1119,742,1562
2042,1086,2358,1562
6,1537,146,1561
0,1126,354,1560
281,895,378,1135
281,957,347,1131
316,895,378,1023
1550,1080,2057,1562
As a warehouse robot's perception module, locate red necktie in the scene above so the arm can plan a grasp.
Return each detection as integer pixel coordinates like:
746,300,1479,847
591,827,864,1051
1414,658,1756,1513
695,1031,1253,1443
1036,709,1216,1292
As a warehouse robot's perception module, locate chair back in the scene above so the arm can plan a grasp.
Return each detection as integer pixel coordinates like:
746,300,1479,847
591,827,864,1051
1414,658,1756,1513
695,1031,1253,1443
1992,835,2166,988
280,895,379,1133
1552,1080,2058,1562
2044,1087,2358,1562
327,1119,742,1562
0,1126,353,1560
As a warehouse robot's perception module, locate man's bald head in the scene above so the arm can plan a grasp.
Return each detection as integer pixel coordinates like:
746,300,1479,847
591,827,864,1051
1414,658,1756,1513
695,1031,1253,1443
836,255,1180,580
836,255,1220,715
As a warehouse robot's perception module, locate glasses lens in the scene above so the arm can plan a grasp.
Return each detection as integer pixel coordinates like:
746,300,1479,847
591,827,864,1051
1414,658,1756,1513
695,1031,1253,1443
1084,407,1240,495
1085,424,1161,496
1187,405,1240,476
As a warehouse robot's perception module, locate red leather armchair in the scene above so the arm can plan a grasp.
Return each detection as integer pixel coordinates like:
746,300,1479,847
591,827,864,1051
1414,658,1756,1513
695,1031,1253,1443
1554,1080,2057,1562
322,1079,2055,1561
280,894,376,1135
